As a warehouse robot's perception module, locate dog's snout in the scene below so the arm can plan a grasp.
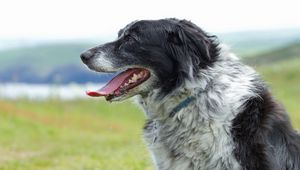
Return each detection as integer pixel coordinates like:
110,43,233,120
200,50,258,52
80,51,94,64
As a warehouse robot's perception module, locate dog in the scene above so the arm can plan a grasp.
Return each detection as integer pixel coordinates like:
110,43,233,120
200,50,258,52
80,18,300,170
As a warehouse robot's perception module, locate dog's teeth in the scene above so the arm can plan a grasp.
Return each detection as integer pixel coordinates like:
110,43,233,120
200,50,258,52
132,74,138,81
128,79,134,83
137,73,143,78
123,72,146,86
130,79,136,83
128,72,145,84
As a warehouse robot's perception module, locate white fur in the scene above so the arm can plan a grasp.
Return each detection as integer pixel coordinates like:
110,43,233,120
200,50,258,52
137,47,260,170
92,52,116,72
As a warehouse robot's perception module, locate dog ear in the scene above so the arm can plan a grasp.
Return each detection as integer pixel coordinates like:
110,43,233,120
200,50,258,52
167,30,184,46
166,28,194,80
179,20,218,64
166,20,219,80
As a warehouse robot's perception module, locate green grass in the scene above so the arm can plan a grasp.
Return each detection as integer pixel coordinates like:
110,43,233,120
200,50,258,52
0,59,300,170
0,99,153,170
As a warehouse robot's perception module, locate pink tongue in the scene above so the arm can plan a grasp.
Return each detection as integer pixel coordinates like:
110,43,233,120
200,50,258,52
86,69,137,97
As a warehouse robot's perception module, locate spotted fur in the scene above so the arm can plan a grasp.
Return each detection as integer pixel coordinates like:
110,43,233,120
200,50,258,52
81,18,300,170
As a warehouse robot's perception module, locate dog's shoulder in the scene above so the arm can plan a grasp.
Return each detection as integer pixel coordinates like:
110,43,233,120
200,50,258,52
231,89,300,170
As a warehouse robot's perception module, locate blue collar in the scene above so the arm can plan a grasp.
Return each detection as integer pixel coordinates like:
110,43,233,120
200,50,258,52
169,96,196,117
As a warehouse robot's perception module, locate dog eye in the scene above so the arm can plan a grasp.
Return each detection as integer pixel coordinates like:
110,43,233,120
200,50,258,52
118,35,136,50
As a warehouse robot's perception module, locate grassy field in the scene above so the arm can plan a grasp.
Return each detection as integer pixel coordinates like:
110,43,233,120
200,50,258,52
0,100,153,170
0,59,300,170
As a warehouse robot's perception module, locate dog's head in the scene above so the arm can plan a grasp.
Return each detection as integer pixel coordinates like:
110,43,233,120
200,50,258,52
81,18,219,101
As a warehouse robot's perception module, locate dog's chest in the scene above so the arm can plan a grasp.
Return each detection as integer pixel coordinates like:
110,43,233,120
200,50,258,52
137,81,245,169
142,114,241,170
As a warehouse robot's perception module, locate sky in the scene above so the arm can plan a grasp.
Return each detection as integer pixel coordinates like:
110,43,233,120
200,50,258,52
0,0,299,41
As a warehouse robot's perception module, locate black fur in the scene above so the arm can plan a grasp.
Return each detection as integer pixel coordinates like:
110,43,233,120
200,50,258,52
231,88,300,170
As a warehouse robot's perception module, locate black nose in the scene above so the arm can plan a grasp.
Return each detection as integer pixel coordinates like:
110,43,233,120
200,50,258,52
80,51,94,64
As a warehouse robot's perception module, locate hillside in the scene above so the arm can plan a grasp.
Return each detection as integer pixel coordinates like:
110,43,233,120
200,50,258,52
244,43,300,65
0,43,114,84
219,28,300,56
0,43,93,72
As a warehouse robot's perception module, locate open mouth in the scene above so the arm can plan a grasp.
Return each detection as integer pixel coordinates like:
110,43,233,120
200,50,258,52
86,68,150,100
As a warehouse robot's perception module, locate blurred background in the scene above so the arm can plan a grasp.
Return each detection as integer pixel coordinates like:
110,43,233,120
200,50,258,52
0,0,299,169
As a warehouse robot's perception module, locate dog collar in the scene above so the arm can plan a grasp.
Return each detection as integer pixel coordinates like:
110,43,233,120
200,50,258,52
169,96,196,117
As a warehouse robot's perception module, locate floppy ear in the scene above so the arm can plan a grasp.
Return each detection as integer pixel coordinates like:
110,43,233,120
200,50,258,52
167,20,219,79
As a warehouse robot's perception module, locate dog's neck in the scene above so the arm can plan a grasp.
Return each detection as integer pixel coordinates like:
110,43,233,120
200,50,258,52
136,87,197,119
137,47,259,121
136,48,258,117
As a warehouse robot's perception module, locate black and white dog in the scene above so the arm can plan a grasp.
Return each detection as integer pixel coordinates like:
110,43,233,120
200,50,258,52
80,18,300,170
